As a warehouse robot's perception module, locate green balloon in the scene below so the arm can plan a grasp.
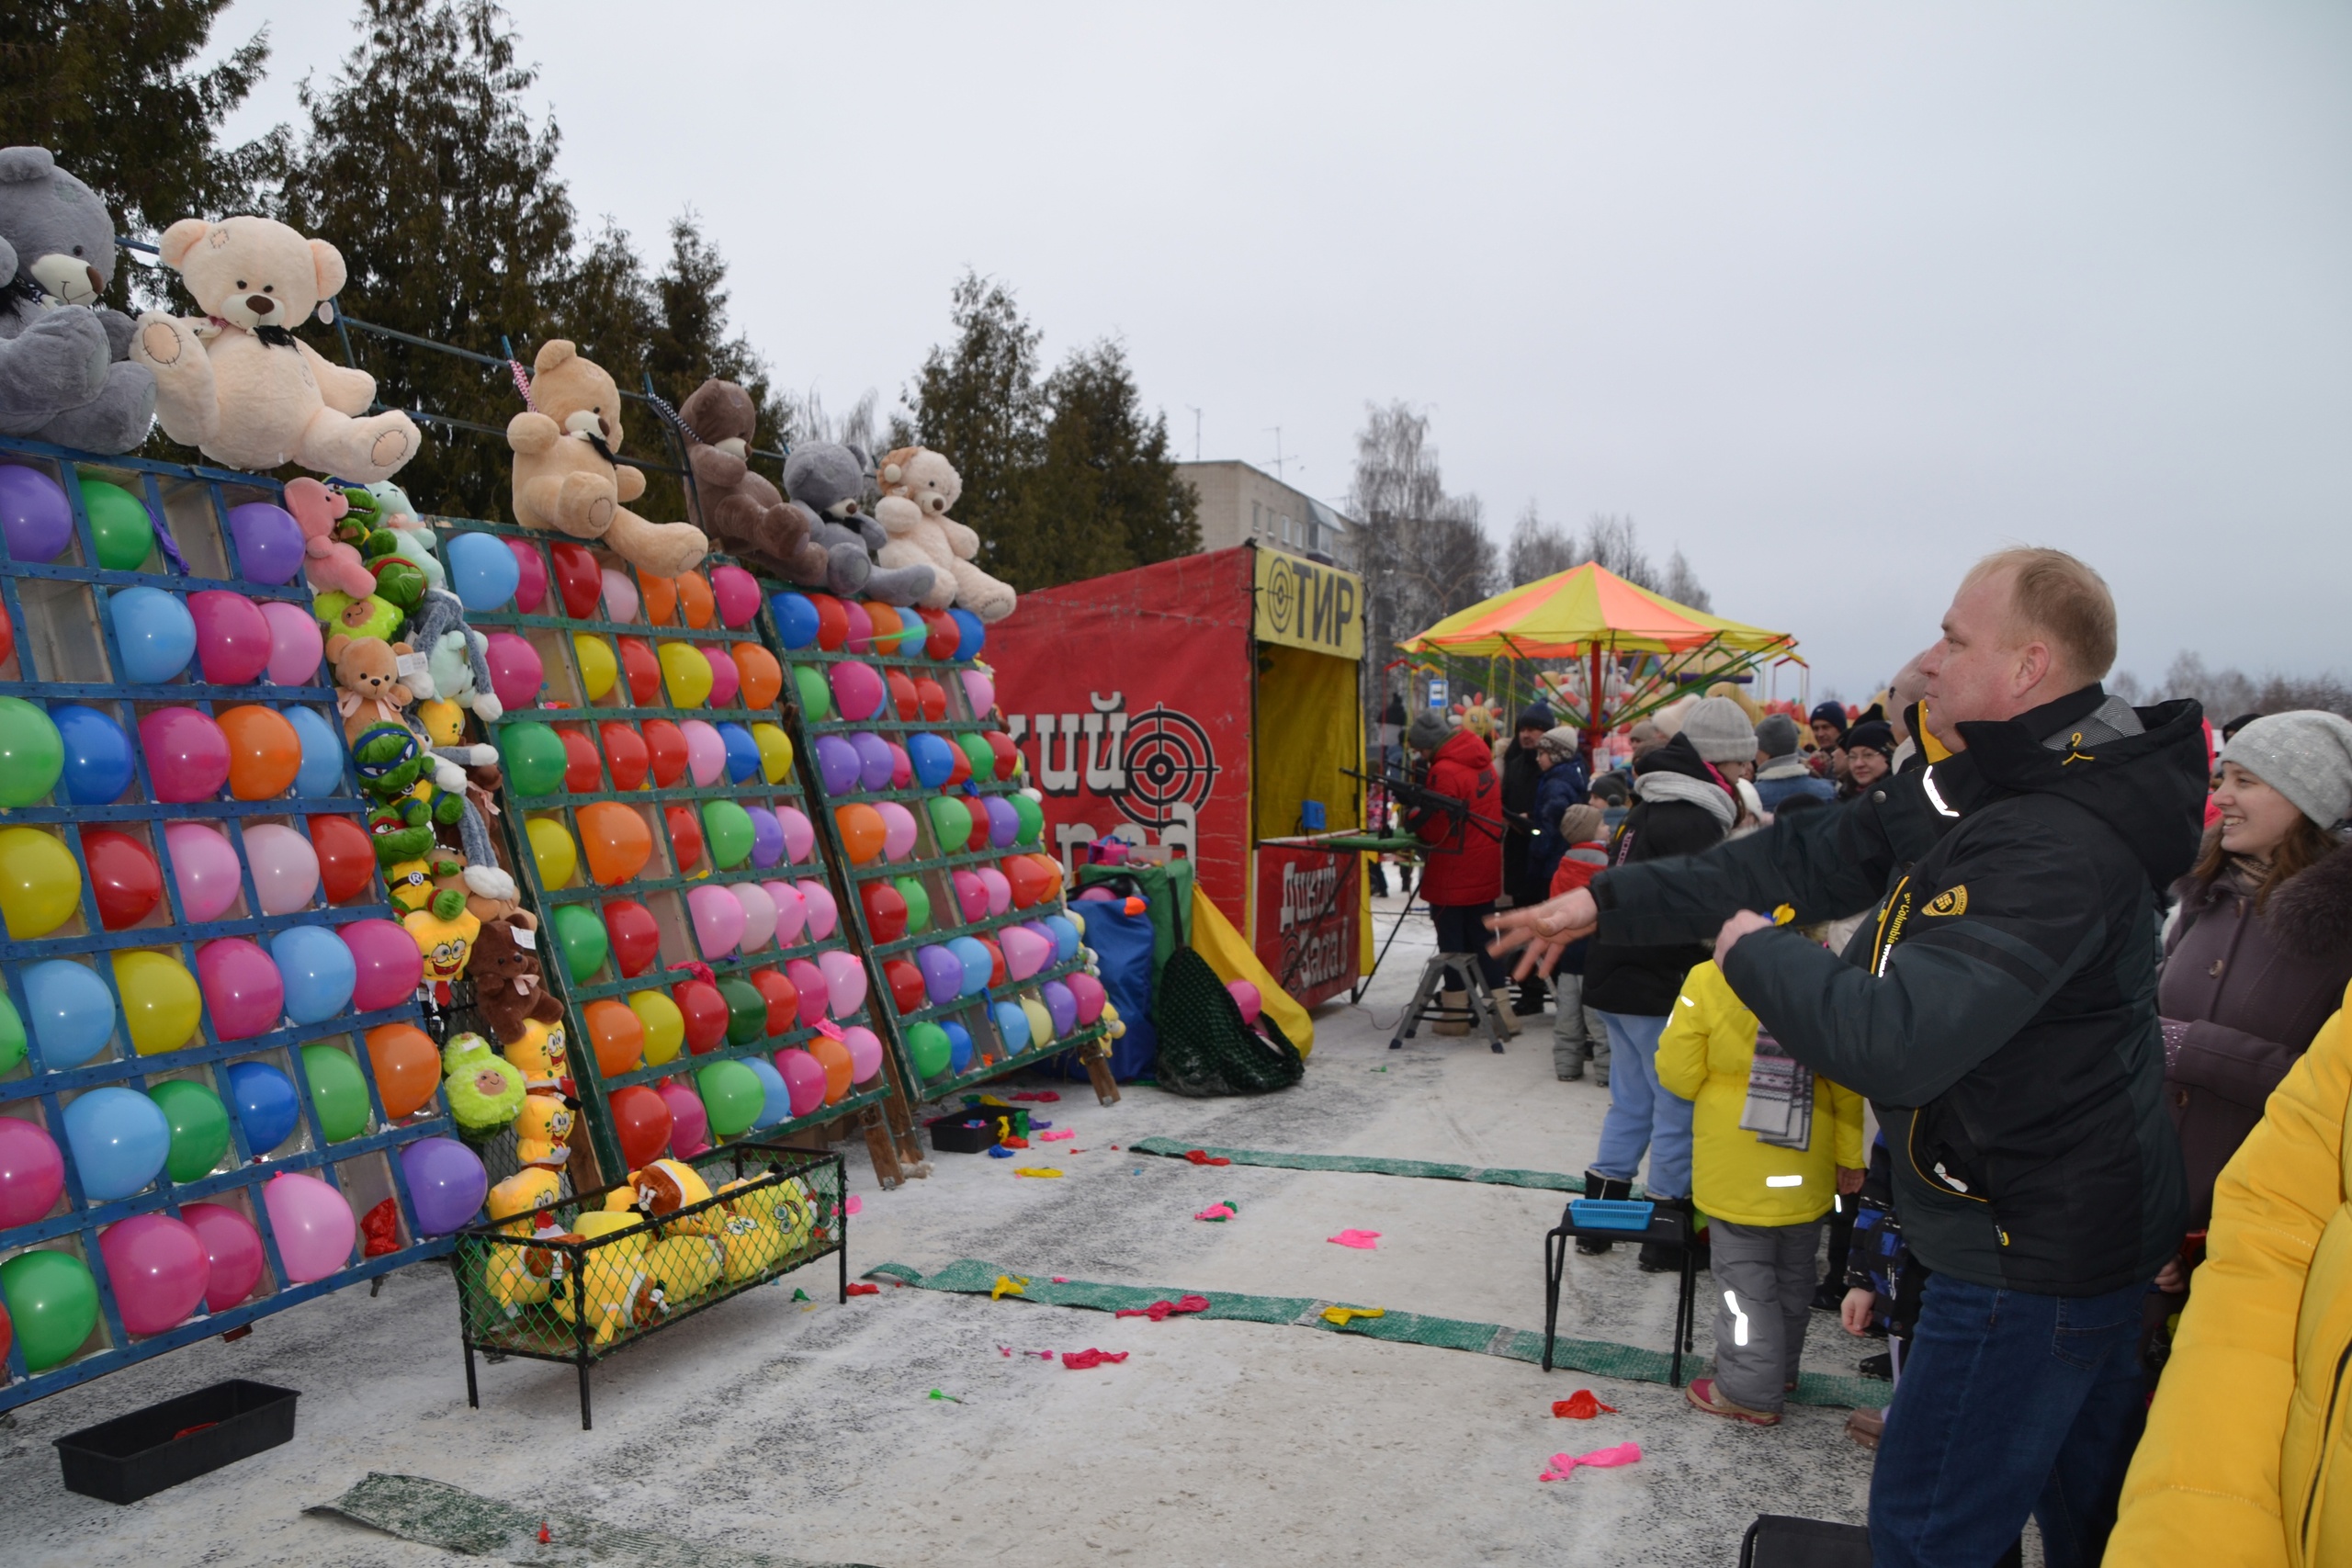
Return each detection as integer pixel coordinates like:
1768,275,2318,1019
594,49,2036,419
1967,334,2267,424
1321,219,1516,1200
927,795,971,854
0,696,63,807
697,1058,763,1139
497,721,568,796
718,976,766,1046
550,903,608,982
301,1043,371,1143
0,1248,99,1371
792,664,831,721
149,1077,231,1183
80,478,155,571
1012,794,1044,848
957,733,995,781
906,1021,952,1080
894,875,932,936
702,799,754,869
0,992,24,1075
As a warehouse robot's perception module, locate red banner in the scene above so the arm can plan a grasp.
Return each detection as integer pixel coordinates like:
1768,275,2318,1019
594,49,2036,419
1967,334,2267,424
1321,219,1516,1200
1252,843,1359,1008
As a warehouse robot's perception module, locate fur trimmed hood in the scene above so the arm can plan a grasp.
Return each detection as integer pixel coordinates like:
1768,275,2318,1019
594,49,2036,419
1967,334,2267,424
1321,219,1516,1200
2265,840,2352,963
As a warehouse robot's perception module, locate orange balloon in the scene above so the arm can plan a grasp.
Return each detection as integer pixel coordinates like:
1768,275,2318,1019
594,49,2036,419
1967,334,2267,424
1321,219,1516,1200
366,1022,441,1118
584,998,644,1077
834,804,886,864
808,1034,854,1106
217,704,301,800
579,801,653,886
640,574,678,626
1006,855,1052,909
673,571,714,629
734,645,783,711
860,603,901,648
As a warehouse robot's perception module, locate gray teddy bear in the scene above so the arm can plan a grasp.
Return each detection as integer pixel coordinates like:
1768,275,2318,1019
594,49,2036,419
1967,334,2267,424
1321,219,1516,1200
0,147,155,454
781,440,934,606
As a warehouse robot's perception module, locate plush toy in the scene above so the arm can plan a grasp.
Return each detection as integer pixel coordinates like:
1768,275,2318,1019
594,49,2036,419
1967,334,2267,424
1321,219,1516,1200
717,1204,783,1283
312,588,405,642
472,912,563,1043
0,147,156,453
487,1168,562,1229
512,1091,576,1169
874,446,1017,620
403,589,503,721
481,1168,566,1312
642,1234,723,1303
279,477,377,598
131,215,418,480
345,481,444,592
506,339,707,578
326,634,417,738
552,1210,651,1347
674,378,828,581
502,1017,570,1092
781,441,935,604
321,488,426,611
406,902,480,985
385,845,461,914
610,1158,718,1235
440,1032,526,1134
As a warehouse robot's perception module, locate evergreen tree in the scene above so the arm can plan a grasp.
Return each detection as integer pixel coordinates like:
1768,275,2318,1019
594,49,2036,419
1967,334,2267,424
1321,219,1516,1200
901,271,1045,583
1018,339,1198,588
639,214,792,516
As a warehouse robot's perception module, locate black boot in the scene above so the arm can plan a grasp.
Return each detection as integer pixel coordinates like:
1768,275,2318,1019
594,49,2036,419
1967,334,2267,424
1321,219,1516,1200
1639,1197,1694,1272
1512,974,1549,1017
1574,1172,1632,1255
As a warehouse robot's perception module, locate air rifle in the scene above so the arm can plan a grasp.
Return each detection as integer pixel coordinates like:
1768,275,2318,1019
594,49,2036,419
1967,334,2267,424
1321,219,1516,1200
1342,766,1504,841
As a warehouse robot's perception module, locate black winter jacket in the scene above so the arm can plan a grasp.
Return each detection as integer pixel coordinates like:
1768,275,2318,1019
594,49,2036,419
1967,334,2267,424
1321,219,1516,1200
1591,687,2205,1296
1582,735,1732,1017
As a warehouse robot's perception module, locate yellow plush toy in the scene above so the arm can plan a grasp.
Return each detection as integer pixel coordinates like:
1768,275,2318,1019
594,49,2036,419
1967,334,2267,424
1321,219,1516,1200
716,1206,782,1283
513,1092,575,1170
406,904,480,986
481,1168,566,1313
503,1018,570,1090
642,1234,723,1303
554,1210,650,1348
608,1157,718,1235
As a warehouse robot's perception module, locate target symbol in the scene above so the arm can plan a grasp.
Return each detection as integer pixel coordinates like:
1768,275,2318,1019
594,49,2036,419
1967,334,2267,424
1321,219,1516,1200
1115,704,1221,830
1264,565,1296,637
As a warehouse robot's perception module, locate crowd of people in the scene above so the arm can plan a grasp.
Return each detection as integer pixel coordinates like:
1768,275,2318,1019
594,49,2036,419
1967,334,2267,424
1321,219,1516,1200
1385,547,2352,1566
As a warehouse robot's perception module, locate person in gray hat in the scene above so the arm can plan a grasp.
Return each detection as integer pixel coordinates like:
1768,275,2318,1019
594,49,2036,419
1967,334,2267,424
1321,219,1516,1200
1754,713,1837,813
1677,695,1760,783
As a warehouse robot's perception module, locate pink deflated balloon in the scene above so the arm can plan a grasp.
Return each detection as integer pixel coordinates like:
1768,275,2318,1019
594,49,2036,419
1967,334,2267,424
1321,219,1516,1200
998,925,1052,983
164,821,243,921
482,631,542,712
258,598,324,685
658,1078,710,1157
600,567,639,624
765,881,807,946
818,950,867,1019
977,866,1012,917
188,591,272,685
842,1025,884,1083
181,1200,266,1311
775,807,814,863
798,882,838,942
829,661,884,721
196,937,284,1040
686,883,746,957
241,822,320,915
731,881,777,952
681,719,726,787
1066,971,1109,1025
775,1049,827,1117
0,1116,67,1229
785,959,829,1028
702,645,740,708
140,707,230,802
960,670,996,717
263,1170,356,1283
1227,979,1263,1024
341,919,423,1010
99,1212,210,1337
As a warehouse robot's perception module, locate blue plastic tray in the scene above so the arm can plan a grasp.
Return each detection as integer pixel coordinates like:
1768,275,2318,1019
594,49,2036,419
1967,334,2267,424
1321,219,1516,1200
1568,1199,1657,1232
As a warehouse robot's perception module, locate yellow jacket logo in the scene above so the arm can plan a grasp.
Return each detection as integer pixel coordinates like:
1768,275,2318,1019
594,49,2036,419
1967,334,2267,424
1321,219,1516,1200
1924,886,1968,918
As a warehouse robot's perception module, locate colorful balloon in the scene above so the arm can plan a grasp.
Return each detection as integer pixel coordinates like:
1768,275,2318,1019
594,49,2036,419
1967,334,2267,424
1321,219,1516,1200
25,959,114,1067
109,585,196,684
262,1170,356,1281
746,805,785,869
808,1034,853,1105
660,1077,711,1157
775,807,815,864
341,918,424,1010
0,1248,97,1371
604,898,662,977
0,827,76,941
498,721,566,796
929,795,973,855
259,598,323,685
862,881,908,943
737,646,784,711
188,591,272,685
681,718,726,786
751,721,793,784
799,880,838,941
483,631,543,712
610,1084,673,1169
733,880,778,952
139,706,229,802
572,634,617,701
599,720,650,789
674,571,716,629
719,977,766,1045
876,801,918,862
287,703,345,796
916,944,964,1006
905,1021,953,1079
686,883,747,957
182,1201,266,1311
1041,978,1079,1037
0,697,60,809
0,1117,66,1228
851,731,895,792
702,644,740,708
944,1019,976,1073
784,958,828,1029
300,1043,370,1143
366,1022,441,1118
102,1217,210,1341
223,499,300,583
216,704,301,799
447,531,522,612
581,802,653,885
550,902,608,981
112,949,200,1056
718,721,759,784
792,663,831,721
51,703,131,805
745,1055,792,1129
600,567,639,624
711,564,761,628
991,999,1032,1053
835,804,886,864
697,1058,763,1139
642,717,687,785
63,1085,170,1201
618,636,661,705
309,814,376,904
673,979,729,1055
196,938,284,1041
630,989,686,1066
271,923,356,1023
526,815,577,887
585,998,644,1077
663,805,703,873
659,640,713,707
830,661,885,721
702,799,754,869
549,541,602,619
775,1048,827,1115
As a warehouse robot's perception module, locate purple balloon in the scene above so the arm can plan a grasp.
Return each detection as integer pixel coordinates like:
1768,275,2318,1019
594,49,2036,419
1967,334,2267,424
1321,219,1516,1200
814,733,860,797
399,1135,489,1235
225,502,307,586
916,944,964,1006
984,795,1021,848
851,731,894,792
0,465,72,563
1041,979,1079,1038
746,805,785,868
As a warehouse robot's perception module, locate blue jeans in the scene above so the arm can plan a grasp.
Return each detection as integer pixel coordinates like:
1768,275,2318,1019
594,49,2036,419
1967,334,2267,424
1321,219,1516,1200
1589,1010,1690,1199
1871,1272,2146,1568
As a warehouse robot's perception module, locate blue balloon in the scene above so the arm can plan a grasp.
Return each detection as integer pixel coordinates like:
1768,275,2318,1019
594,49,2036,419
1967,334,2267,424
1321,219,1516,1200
108,585,196,684
770,592,819,649
948,936,994,998
62,1084,171,1201
24,959,117,1069
269,925,356,1024
51,704,136,805
744,1056,791,1129
718,722,760,784
948,609,985,663
942,1020,975,1075
1044,914,1080,964
287,705,345,798
225,1061,300,1156
906,732,956,790
445,531,520,613
991,1000,1031,1053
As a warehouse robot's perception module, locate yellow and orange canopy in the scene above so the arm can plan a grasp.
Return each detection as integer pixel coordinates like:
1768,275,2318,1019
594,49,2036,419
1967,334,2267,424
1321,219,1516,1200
1399,562,1792,660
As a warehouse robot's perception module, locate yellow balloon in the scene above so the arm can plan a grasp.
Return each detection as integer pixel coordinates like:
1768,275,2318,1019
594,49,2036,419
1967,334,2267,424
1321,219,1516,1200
1020,995,1055,1046
112,949,202,1056
0,827,82,940
629,989,686,1066
658,640,713,709
526,816,578,888
572,635,618,702
752,722,794,784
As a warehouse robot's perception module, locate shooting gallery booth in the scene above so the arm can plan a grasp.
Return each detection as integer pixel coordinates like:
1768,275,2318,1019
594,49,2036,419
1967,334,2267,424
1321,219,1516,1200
984,543,1372,1020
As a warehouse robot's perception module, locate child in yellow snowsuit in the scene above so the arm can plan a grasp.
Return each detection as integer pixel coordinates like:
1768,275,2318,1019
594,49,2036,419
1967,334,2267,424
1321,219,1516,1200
1657,958,1865,1425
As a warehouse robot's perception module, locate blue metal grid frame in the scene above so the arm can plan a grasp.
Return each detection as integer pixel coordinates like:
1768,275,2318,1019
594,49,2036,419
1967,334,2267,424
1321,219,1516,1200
0,434,455,1414
422,518,905,1183
753,582,1112,1107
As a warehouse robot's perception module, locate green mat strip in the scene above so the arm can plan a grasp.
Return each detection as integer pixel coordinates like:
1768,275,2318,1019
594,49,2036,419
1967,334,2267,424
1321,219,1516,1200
1126,1136,1646,1198
867,1258,1884,1410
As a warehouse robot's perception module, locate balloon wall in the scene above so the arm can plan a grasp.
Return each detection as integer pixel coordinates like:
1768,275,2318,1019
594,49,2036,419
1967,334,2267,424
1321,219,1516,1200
0,448,458,1410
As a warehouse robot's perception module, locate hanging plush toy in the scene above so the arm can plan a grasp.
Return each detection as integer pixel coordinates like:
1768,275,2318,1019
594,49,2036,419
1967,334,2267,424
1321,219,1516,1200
780,441,934,604
506,339,707,578
440,1032,526,1134
501,1017,570,1093
403,589,503,721
345,481,444,592
284,478,378,599
674,378,829,581
471,913,563,1043
874,446,1017,621
512,1090,576,1170
0,147,156,453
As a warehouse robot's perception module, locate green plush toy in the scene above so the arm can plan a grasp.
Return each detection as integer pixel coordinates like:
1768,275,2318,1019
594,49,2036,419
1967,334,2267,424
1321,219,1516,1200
441,1032,527,1134
313,589,405,641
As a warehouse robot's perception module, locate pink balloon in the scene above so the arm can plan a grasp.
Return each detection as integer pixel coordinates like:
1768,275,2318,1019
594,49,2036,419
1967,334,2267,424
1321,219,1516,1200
658,1078,710,1158
181,1200,266,1312
960,669,996,717
887,741,911,790
262,1170,355,1283
731,881,777,952
785,959,828,1028
340,919,423,1010
951,870,989,923
775,1049,827,1117
507,539,548,614
686,883,746,957
876,801,917,863
680,719,726,787
187,591,272,685
977,866,1012,917
702,645,740,708
798,882,838,941
841,601,873,652
1227,979,1263,1024
139,707,230,802
164,822,243,922
258,599,324,685
999,925,1052,983
99,1213,210,1336
599,567,639,624
818,949,867,1020
0,1116,66,1229
711,565,761,628
1066,971,1109,1025
196,937,284,1041
828,661,885,721
841,1025,884,1083
242,822,319,915
482,631,542,712
775,807,814,864
765,881,807,946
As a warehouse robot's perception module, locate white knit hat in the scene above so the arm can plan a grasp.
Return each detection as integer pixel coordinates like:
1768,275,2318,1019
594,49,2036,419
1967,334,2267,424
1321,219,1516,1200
1678,695,1759,764
2221,712,2352,829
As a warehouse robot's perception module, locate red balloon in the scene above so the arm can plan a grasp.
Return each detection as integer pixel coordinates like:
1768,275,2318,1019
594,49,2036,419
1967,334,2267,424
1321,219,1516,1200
922,610,957,660
883,958,926,1015
616,637,660,705
1007,854,1057,909
83,829,162,930
642,718,687,787
664,806,703,873
507,538,548,614
810,594,848,652
861,882,908,943
914,677,947,724
609,1084,673,1171
597,720,649,790
604,899,662,977
944,740,971,787
0,606,15,667
308,815,376,903
979,934,1007,988
886,671,918,720
748,967,798,1036
887,741,911,790
558,725,601,793
673,979,729,1055
549,541,603,620
985,732,1018,781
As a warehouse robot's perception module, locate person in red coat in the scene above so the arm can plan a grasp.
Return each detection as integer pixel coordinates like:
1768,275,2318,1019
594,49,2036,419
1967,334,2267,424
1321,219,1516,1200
1407,710,1511,1035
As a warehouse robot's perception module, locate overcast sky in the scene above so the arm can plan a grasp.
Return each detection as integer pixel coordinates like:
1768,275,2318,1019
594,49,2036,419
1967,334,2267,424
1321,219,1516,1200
204,2,2349,700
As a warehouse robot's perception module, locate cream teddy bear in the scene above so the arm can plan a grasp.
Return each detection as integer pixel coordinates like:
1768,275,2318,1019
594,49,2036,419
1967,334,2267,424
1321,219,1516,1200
874,446,1018,622
507,339,707,579
130,215,419,481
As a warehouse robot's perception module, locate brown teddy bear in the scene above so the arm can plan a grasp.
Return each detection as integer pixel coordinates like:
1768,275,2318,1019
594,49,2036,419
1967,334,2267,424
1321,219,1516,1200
675,378,830,581
507,340,707,579
471,911,564,1044
325,633,416,739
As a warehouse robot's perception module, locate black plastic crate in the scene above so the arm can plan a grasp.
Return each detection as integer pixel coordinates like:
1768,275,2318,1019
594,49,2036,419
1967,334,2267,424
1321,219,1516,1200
927,1112,1001,1154
55,1380,299,1504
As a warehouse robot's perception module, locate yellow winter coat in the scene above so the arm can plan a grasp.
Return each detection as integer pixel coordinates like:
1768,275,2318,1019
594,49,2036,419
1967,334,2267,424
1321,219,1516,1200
1656,961,1865,1227
2110,980,2352,1567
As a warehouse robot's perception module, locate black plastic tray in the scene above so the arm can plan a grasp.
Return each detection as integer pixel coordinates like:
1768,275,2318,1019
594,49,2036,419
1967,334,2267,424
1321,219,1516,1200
54,1379,299,1504
927,1111,1001,1154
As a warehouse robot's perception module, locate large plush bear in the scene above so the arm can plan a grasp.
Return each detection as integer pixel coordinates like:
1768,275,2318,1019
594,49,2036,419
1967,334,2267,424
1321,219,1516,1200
781,441,933,605
874,446,1017,621
507,340,707,579
675,378,827,581
0,147,156,453
131,215,419,481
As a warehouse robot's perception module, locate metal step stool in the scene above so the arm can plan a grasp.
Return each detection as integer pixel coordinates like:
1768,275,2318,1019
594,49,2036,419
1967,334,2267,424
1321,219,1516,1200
1391,953,1509,1052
